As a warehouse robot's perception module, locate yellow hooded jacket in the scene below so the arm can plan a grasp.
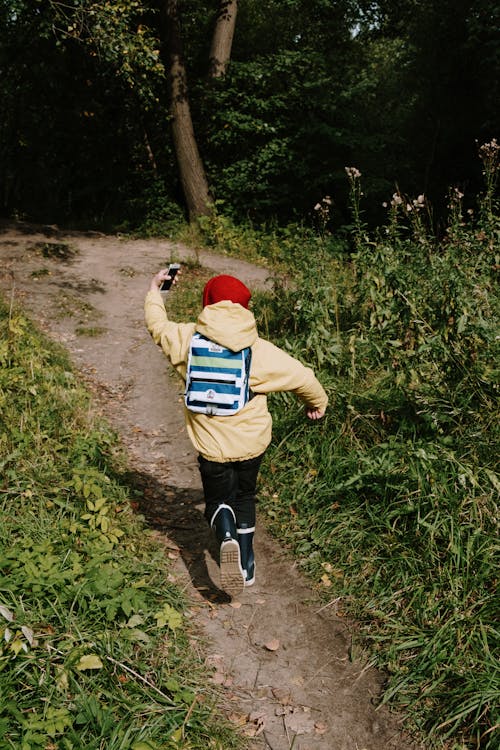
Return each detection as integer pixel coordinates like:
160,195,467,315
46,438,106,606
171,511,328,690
144,289,328,462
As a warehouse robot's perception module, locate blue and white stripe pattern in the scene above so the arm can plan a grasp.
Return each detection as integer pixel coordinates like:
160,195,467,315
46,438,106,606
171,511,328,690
185,333,252,416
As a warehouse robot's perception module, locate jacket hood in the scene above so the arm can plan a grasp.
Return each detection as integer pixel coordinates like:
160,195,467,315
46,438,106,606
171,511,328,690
195,300,258,351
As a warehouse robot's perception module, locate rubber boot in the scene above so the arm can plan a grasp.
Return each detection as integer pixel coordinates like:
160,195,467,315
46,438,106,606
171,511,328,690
210,504,244,597
237,524,256,586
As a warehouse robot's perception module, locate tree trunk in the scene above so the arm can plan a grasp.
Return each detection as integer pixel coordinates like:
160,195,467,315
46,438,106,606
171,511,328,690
209,0,238,78
164,0,212,221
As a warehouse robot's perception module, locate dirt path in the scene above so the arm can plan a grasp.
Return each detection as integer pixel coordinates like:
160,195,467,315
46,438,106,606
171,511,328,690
0,224,422,750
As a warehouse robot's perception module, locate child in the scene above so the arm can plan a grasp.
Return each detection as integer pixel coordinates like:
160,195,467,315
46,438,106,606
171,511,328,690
145,270,327,598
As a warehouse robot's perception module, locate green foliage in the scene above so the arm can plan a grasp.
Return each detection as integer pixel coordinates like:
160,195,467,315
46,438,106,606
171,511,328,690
197,46,354,221
0,0,174,227
54,0,165,106
257,163,499,748
128,178,186,237
0,300,243,750
0,0,497,227
193,203,344,273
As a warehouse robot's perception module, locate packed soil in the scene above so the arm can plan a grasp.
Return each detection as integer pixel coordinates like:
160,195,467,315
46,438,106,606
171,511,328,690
0,222,424,750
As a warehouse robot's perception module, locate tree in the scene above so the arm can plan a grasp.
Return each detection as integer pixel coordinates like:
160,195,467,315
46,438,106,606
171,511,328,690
1,0,497,228
163,0,212,220
209,0,238,78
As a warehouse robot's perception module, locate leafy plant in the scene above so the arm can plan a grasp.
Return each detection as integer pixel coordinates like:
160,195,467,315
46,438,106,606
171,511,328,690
257,153,499,748
0,298,244,750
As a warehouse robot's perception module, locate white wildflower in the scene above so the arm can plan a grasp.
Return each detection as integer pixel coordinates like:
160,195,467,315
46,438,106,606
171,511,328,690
345,166,361,179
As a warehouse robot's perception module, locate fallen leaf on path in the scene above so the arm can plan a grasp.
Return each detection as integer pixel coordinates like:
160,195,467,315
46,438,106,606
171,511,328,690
285,708,317,735
228,712,249,728
206,654,224,665
272,687,292,705
264,638,280,651
275,705,292,716
229,600,242,609
243,711,266,737
314,721,328,735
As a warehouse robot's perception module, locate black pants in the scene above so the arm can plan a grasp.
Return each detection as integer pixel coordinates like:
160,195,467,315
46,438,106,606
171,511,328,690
197,453,264,528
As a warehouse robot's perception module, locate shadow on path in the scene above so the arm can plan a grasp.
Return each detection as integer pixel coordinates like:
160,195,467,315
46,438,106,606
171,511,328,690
122,468,231,605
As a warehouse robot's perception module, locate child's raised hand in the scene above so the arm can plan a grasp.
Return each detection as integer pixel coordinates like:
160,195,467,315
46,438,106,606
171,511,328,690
150,267,181,292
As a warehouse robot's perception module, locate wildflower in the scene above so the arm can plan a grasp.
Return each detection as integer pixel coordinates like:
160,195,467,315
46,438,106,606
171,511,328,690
313,196,333,227
345,166,361,179
479,138,499,159
315,196,332,211
391,193,403,207
382,202,388,208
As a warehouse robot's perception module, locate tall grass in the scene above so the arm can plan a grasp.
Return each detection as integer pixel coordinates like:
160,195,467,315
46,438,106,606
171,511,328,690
255,143,499,748
0,300,242,750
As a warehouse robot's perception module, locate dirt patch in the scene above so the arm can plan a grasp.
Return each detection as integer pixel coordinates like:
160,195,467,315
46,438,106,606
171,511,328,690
0,223,423,750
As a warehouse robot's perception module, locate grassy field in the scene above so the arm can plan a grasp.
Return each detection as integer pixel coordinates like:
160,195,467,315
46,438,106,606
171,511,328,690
254,157,499,748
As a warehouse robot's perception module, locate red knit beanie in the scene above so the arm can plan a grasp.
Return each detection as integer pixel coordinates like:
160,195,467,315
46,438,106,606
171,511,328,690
202,275,251,308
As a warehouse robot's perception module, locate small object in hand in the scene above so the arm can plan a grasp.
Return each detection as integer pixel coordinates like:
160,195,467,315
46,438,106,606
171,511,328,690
160,263,181,291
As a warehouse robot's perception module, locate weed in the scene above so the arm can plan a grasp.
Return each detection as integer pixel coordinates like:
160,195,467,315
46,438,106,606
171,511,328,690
28,241,77,262
257,147,499,748
30,267,51,278
75,325,107,336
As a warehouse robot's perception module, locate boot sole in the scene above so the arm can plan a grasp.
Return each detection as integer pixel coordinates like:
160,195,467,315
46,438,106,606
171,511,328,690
220,540,245,598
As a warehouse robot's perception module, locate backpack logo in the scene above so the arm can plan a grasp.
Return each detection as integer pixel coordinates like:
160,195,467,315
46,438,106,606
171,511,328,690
185,333,252,416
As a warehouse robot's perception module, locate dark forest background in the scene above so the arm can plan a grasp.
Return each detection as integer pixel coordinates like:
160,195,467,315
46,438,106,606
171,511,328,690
1,0,498,232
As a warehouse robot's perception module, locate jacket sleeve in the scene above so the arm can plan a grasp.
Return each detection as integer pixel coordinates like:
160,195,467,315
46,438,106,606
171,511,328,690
251,339,328,412
144,289,194,370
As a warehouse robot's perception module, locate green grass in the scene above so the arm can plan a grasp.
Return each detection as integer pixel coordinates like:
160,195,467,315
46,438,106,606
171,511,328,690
0,300,243,750
253,171,499,748
167,231,499,748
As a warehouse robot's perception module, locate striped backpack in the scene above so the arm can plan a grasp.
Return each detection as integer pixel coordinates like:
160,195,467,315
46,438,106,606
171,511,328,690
184,333,252,416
